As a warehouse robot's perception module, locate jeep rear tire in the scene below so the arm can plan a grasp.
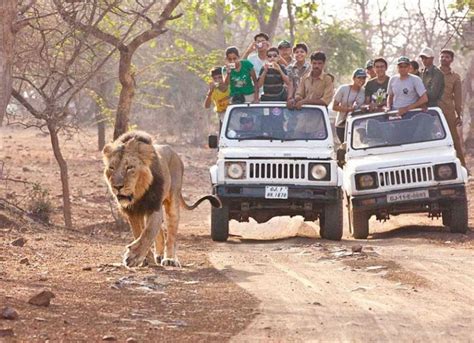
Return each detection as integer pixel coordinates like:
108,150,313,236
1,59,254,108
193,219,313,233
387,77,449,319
351,208,369,239
320,199,343,241
449,198,468,234
211,205,229,241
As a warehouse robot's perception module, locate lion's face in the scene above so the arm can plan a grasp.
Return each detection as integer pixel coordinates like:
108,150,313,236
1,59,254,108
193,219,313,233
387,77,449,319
102,138,155,208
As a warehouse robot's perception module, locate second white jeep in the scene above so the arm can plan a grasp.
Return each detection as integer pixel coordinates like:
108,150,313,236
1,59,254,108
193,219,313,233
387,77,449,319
342,107,469,239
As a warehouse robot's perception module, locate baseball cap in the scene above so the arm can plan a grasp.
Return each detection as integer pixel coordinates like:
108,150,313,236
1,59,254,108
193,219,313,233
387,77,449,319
278,40,292,49
353,68,367,78
365,59,374,69
397,56,411,65
418,47,434,58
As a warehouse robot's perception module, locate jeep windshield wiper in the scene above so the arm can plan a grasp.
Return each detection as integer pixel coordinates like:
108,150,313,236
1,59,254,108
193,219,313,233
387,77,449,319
238,135,285,141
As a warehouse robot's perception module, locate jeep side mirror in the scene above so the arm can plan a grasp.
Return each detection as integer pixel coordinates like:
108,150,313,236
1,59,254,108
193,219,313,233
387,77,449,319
337,143,347,167
208,135,218,149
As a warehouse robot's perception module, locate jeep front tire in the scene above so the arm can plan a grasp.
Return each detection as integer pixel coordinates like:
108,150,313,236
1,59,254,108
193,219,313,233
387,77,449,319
320,200,343,241
351,208,369,239
449,198,468,234
211,205,229,241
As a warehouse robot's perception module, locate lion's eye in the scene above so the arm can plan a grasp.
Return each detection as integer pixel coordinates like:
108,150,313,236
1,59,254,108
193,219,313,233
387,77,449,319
126,165,134,172
108,166,115,171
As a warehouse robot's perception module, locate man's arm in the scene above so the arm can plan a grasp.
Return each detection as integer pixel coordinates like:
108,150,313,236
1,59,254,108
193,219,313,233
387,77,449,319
397,92,428,116
242,41,256,59
250,69,259,103
204,83,214,109
453,74,463,119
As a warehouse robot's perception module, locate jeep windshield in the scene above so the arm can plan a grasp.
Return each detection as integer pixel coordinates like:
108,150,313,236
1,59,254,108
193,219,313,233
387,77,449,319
225,106,328,141
351,109,446,150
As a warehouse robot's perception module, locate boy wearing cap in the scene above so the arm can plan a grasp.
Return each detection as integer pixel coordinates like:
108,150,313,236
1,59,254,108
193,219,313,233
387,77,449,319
364,57,390,111
204,67,230,131
438,49,466,167
332,68,367,142
365,60,376,79
386,56,428,116
242,32,270,76
419,47,444,107
277,40,293,67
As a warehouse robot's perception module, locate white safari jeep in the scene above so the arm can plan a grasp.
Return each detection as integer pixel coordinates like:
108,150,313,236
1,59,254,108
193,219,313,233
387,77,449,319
208,103,344,242
342,107,469,239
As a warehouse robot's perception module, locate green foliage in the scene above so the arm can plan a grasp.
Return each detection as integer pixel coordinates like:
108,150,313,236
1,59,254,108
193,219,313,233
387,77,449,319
293,1,319,26
27,183,52,223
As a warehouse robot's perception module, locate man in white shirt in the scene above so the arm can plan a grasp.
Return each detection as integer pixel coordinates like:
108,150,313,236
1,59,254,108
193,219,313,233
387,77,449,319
242,32,270,76
387,56,428,116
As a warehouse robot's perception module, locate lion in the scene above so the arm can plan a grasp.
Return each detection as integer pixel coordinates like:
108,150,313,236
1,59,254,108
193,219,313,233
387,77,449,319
102,131,221,268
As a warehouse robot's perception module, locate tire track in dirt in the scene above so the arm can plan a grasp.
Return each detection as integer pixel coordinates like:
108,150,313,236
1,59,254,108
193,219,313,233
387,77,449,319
209,229,474,342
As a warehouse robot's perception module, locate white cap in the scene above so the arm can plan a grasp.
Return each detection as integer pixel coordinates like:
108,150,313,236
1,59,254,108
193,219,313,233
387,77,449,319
419,47,434,58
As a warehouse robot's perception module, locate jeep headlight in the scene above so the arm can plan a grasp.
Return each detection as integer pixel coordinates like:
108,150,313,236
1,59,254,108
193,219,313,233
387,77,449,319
226,162,245,179
434,163,456,181
308,163,330,181
355,172,378,190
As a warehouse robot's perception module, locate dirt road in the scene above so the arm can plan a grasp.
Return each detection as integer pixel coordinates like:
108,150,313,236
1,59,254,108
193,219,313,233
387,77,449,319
210,215,474,342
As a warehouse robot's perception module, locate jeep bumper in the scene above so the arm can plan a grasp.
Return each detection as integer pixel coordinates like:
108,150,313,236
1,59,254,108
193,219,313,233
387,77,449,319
351,184,466,214
214,184,342,222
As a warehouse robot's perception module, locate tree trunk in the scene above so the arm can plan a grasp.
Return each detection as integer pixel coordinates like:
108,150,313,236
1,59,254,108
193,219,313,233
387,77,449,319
48,122,72,229
97,111,106,151
0,0,16,126
113,51,134,140
287,0,295,45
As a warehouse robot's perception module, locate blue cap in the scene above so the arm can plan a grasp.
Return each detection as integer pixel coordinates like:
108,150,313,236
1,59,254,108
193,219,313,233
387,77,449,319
353,68,367,78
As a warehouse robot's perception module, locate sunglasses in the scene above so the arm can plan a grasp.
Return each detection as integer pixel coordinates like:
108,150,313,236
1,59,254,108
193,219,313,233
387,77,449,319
267,54,278,58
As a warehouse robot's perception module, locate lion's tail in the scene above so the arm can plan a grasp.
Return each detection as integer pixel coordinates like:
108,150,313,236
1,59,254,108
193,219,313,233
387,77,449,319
180,193,222,210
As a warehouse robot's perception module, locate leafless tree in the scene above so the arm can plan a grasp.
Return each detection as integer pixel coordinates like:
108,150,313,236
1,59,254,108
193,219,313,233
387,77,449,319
11,1,113,228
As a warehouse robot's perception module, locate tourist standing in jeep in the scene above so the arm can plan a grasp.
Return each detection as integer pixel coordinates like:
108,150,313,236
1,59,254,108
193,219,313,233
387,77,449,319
386,56,428,116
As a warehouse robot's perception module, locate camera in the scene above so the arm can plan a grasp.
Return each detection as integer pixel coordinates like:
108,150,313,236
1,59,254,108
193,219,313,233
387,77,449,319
256,42,264,49
228,63,236,69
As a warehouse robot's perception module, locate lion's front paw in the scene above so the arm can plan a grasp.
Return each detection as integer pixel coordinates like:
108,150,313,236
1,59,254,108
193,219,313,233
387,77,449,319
123,242,148,268
161,258,181,268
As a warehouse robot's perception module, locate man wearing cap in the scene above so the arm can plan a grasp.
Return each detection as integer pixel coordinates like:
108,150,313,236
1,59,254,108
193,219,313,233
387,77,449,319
386,56,428,116
277,40,293,67
438,49,466,167
293,51,334,110
365,60,376,79
419,47,444,107
332,68,367,142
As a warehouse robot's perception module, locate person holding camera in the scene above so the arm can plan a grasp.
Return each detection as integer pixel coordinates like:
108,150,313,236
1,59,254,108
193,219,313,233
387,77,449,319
204,67,230,132
257,47,290,101
242,32,270,76
223,46,259,104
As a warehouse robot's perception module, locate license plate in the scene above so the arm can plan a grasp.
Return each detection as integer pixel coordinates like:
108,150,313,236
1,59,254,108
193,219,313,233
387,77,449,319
387,190,429,203
265,186,288,199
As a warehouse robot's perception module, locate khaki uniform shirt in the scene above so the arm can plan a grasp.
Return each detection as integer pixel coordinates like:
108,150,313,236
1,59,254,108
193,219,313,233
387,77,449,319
295,72,334,106
438,67,462,120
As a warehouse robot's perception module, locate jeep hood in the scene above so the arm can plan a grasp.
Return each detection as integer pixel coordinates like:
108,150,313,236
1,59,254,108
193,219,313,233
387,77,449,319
346,147,457,173
219,147,334,160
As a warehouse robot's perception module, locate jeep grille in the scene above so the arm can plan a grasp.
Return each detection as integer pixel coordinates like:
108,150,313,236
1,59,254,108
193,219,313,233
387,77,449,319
249,162,306,180
378,166,433,187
